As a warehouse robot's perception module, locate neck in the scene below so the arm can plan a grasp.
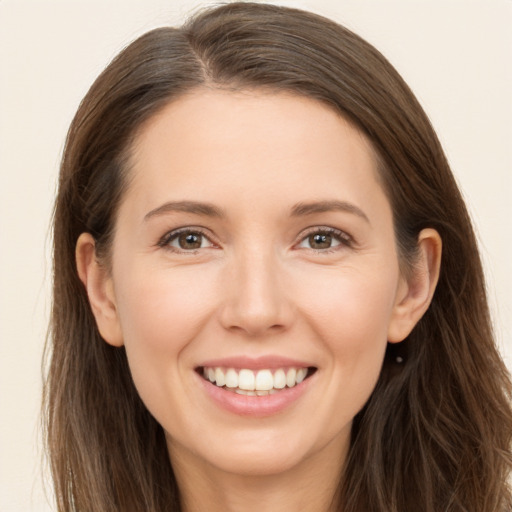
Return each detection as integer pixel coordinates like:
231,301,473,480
168,436,348,512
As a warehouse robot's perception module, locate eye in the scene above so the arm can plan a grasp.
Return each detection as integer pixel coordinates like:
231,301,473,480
297,228,351,251
159,228,215,252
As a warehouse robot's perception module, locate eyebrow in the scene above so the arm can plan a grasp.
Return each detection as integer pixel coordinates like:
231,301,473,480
290,200,370,224
144,201,224,221
144,199,370,224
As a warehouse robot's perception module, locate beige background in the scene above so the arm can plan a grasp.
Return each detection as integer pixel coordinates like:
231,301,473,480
1,0,511,510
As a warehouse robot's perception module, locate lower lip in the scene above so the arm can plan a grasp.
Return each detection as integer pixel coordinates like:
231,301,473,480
197,372,314,417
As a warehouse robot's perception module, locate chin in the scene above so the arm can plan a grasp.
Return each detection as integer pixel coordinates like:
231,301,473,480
167,424,346,479
204,446,308,477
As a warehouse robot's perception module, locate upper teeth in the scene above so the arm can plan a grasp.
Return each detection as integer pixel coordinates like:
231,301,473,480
202,367,309,392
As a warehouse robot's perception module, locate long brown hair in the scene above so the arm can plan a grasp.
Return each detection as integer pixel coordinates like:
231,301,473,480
44,3,512,510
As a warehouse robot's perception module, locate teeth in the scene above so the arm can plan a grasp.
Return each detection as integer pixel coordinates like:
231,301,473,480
214,367,225,387
238,369,255,390
296,368,307,384
201,366,311,394
273,369,286,389
255,369,273,391
286,368,296,388
225,368,238,388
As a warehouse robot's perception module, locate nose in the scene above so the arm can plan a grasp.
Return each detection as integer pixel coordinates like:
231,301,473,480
218,248,293,337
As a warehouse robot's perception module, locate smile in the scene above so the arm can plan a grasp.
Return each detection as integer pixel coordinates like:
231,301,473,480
200,366,316,396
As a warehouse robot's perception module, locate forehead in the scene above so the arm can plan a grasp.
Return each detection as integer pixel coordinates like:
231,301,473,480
124,88,387,220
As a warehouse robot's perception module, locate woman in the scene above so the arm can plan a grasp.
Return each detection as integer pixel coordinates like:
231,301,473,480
44,2,512,511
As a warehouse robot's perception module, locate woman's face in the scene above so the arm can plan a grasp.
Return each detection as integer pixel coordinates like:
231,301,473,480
94,90,415,477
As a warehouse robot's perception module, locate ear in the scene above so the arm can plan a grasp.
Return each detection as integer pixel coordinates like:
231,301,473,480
76,233,124,347
387,228,442,343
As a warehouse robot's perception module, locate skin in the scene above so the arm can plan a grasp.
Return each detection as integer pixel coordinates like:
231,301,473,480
77,89,441,512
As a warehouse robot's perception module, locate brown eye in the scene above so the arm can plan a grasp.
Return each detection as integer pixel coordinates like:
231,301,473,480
298,229,347,251
162,230,214,251
308,233,333,249
177,232,203,249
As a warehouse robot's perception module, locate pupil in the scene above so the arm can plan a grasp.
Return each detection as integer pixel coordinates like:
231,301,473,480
310,233,331,249
179,233,201,249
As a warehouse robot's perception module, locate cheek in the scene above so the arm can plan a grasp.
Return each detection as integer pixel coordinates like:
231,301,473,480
111,264,222,430
112,264,219,389
293,264,398,372
277,265,399,448
115,264,215,342
302,265,397,331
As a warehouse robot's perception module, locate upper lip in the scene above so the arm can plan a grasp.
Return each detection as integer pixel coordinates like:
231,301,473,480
197,355,315,370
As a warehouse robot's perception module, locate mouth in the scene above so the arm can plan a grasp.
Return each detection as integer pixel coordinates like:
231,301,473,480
197,366,317,396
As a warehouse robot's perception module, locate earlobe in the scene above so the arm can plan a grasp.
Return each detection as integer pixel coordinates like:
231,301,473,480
76,233,124,347
388,228,442,343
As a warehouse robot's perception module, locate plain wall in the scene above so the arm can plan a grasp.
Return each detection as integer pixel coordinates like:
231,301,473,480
1,0,511,510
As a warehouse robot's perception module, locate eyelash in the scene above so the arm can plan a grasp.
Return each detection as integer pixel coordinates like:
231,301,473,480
157,226,353,254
